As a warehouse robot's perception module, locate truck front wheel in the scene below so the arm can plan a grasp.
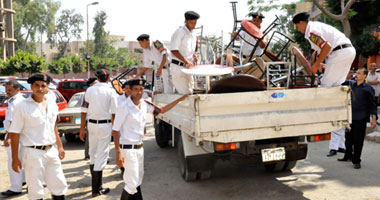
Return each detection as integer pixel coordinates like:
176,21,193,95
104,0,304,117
177,136,196,181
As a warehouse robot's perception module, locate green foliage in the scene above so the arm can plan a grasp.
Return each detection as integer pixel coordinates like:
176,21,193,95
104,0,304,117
47,9,84,59
13,0,60,53
93,11,112,58
1,51,48,75
58,57,73,74
48,59,61,74
247,0,282,14
71,55,85,74
351,30,380,58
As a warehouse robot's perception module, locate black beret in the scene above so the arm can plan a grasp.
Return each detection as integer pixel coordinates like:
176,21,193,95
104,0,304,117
125,78,146,87
292,12,310,24
27,73,52,84
185,11,200,20
250,11,265,19
86,77,97,86
95,68,110,79
136,34,150,41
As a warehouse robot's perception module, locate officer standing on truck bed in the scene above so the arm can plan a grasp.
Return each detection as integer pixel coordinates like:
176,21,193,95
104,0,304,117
292,12,356,157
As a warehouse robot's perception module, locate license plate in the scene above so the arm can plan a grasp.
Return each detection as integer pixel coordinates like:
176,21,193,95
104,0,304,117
75,117,81,124
261,147,286,162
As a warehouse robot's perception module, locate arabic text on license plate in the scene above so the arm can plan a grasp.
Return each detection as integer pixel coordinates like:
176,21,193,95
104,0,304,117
75,117,81,124
261,147,286,162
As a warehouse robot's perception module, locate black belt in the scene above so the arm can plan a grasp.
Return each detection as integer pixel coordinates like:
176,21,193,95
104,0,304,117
120,144,143,149
332,44,352,52
26,145,52,151
88,119,111,124
171,59,184,66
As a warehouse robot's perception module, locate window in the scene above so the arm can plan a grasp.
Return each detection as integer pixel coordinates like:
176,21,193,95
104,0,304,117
61,81,88,90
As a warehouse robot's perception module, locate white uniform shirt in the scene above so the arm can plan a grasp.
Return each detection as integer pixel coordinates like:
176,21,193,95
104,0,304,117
9,96,58,146
170,25,197,62
112,96,161,144
3,93,25,132
143,40,169,70
239,30,264,56
304,21,352,54
367,72,380,96
85,82,117,120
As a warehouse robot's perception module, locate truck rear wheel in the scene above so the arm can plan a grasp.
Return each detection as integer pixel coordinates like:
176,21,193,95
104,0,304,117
177,136,196,181
64,133,76,143
154,118,170,148
283,161,297,171
264,161,285,172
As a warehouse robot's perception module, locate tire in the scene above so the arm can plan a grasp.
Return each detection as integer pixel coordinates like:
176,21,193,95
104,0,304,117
64,133,76,143
282,161,297,171
177,136,196,181
154,118,170,148
264,161,285,172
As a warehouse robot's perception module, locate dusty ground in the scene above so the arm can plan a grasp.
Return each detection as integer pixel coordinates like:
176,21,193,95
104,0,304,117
1,120,380,200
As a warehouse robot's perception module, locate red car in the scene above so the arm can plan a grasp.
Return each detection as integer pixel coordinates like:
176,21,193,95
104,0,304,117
0,89,67,137
57,79,88,101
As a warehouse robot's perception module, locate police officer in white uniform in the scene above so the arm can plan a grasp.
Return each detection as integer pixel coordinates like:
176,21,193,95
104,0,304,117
1,79,25,198
112,78,189,200
8,73,67,200
293,12,356,157
135,34,174,94
170,11,200,94
80,77,98,160
79,68,117,197
237,12,267,59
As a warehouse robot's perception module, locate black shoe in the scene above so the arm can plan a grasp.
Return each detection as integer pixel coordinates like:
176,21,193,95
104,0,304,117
326,150,337,157
1,190,22,197
353,163,361,169
52,194,65,200
92,170,110,197
337,148,346,153
337,157,351,162
22,182,26,186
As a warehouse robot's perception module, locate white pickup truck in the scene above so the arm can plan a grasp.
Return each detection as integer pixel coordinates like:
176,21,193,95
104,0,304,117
152,86,351,181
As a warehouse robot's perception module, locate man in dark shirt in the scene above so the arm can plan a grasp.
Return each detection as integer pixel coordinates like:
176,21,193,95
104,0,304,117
338,67,377,169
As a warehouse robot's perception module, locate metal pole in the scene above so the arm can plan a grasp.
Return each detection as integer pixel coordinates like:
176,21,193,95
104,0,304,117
87,4,89,78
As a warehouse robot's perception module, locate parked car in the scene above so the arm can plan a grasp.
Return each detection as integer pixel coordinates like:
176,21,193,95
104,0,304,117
57,92,84,142
0,89,67,138
57,79,88,101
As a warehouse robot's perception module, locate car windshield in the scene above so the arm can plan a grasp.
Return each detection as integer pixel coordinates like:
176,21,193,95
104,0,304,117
67,93,84,108
19,82,31,90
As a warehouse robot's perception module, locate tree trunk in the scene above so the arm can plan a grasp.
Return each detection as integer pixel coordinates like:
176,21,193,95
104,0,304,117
342,18,351,38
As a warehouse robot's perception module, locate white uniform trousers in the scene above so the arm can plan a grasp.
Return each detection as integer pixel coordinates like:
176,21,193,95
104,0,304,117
88,122,112,171
320,47,356,87
162,68,174,94
6,146,25,192
170,64,194,94
21,145,67,199
321,47,355,150
122,147,144,195
329,128,346,150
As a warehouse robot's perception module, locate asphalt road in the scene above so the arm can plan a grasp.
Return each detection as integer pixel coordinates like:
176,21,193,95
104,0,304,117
1,121,380,200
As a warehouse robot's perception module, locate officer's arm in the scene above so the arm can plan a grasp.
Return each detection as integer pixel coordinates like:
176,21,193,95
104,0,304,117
80,112,87,131
134,67,149,78
55,124,65,160
111,114,115,125
160,93,190,114
258,39,267,48
9,132,22,173
312,42,332,74
158,54,167,71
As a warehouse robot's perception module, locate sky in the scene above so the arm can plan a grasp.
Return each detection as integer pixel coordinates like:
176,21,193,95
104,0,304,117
60,0,297,42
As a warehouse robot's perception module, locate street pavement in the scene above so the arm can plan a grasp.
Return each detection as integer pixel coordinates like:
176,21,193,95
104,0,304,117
1,120,380,199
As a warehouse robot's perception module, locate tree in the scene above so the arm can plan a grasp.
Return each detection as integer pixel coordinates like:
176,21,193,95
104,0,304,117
48,59,62,74
47,9,84,59
92,11,112,58
312,0,356,37
13,0,60,53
